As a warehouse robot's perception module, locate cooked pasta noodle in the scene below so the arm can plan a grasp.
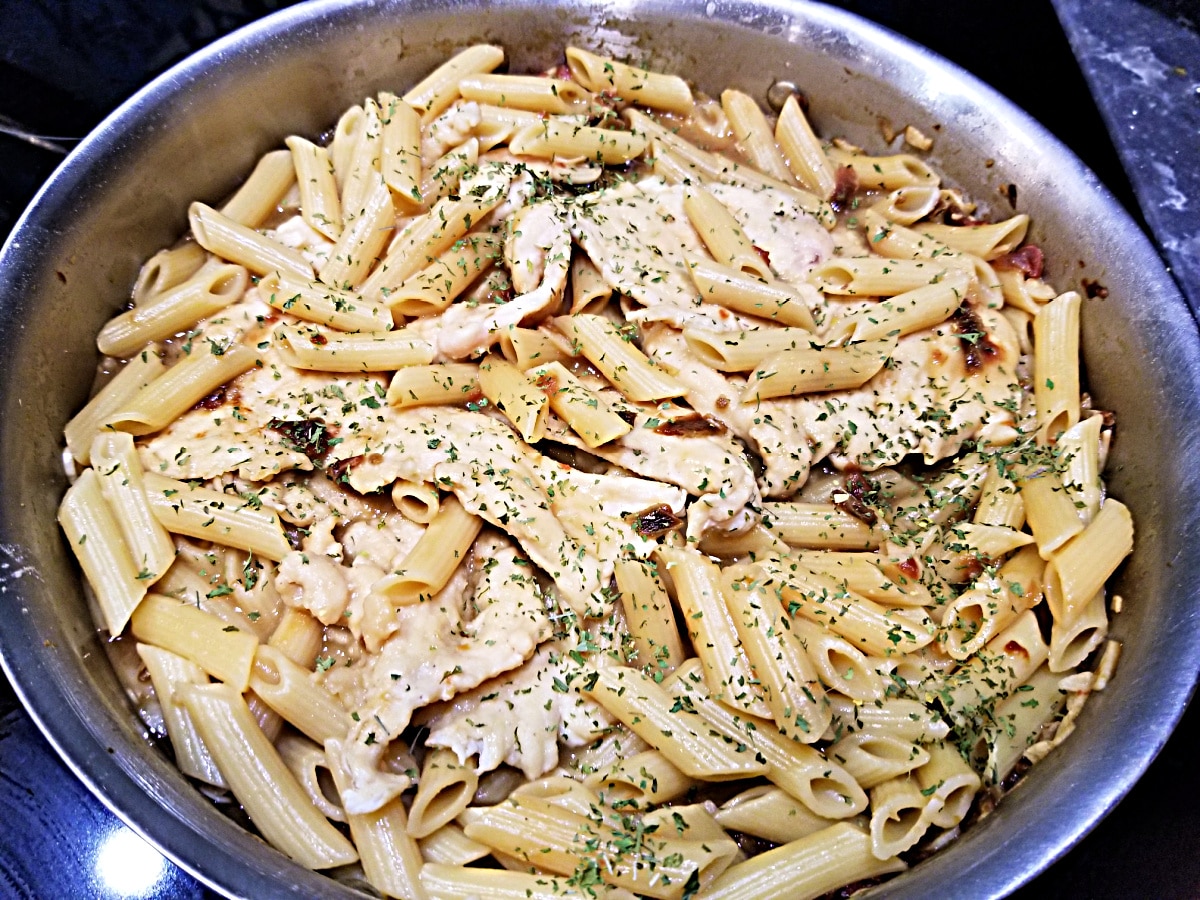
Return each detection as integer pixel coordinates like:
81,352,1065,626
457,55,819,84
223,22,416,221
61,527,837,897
58,41,1131,900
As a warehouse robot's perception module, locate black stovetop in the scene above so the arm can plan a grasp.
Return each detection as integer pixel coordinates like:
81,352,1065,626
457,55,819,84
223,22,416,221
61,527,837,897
1,1,1197,897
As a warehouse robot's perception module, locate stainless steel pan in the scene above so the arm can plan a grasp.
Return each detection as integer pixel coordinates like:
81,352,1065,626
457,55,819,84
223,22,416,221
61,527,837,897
0,1,1196,896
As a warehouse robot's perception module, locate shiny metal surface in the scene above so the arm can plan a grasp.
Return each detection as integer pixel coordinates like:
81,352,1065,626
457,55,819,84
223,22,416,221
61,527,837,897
0,1,1196,897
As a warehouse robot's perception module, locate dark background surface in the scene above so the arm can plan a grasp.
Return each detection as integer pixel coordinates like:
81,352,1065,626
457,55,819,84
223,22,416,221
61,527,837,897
0,0,1197,897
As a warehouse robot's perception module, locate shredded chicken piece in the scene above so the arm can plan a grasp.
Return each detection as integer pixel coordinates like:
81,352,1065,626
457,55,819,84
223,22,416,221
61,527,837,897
334,533,551,813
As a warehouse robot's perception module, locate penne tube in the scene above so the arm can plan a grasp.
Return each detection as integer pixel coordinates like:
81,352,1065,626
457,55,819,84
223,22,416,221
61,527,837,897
822,694,950,744
458,74,590,114
418,823,490,866
141,472,292,561
657,546,767,717
1058,414,1105,523
132,242,208,305
339,97,384,225
179,684,358,870
583,665,769,781
460,793,721,899
1018,463,1085,558
569,252,614,314
274,323,434,372
916,216,1030,261
1033,291,1082,443
286,135,342,240
500,326,573,370
830,270,969,343
509,118,649,165
136,643,227,788
378,92,423,207
702,823,905,900
741,337,895,402
796,551,931,608
421,137,480,204
385,363,481,408
687,256,818,330
554,314,686,402
721,575,832,741
714,785,837,844
682,325,819,373
788,615,884,702
587,749,697,805
762,501,884,550
220,149,297,228
774,94,836,198
403,44,506,120
827,147,939,190
529,361,632,448
331,103,366,190
58,467,146,635
665,660,868,817
808,256,954,298
868,776,939,858
408,748,481,839
248,644,352,744
939,545,1043,661
1049,589,1108,672
478,354,549,443
613,556,685,676
747,556,936,656
385,233,501,317
972,460,1026,529
865,185,942,226
720,89,795,184
104,341,258,436
915,740,981,828
130,592,259,691
1043,498,1133,627
974,664,1070,785
683,184,774,280
826,731,929,789
565,47,693,114
276,733,345,823
391,479,441,524
188,202,313,279
323,736,428,898
318,176,396,291
261,271,393,333
99,263,248,358
360,189,507,300
90,432,175,588
419,862,622,899
373,495,483,604
938,609,1049,729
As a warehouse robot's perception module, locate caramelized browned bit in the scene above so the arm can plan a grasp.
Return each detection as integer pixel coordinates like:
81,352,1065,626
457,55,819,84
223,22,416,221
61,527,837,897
715,395,730,409
994,244,1044,278
626,504,684,538
831,165,858,209
836,471,879,526
1081,278,1109,299
896,556,920,580
327,453,363,484
310,331,328,345
654,413,727,437
952,303,1000,372
268,417,335,461
616,408,638,426
534,371,559,393
195,384,228,410
1004,640,1029,658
